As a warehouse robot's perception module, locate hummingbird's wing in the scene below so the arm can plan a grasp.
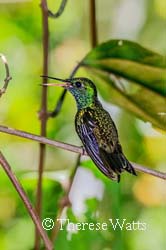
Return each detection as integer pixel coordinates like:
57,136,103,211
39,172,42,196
75,108,136,182
75,110,120,181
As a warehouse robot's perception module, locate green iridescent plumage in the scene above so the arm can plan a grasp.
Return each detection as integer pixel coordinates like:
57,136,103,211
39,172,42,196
44,76,136,182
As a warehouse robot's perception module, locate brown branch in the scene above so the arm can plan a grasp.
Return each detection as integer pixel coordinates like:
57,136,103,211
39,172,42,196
36,1,69,247
89,0,98,47
35,1,49,248
0,125,83,153
0,151,53,250
48,0,67,18
0,54,12,97
131,162,166,180
0,125,165,180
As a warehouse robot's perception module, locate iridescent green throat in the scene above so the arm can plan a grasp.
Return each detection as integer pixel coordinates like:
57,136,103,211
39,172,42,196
68,87,98,110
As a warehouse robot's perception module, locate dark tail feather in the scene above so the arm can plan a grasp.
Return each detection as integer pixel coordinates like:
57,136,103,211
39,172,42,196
103,150,137,176
114,143,137,176
120,154,137,176
99,147,136,182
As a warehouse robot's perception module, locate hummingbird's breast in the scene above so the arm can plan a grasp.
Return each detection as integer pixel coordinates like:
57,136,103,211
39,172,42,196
75,104,119,152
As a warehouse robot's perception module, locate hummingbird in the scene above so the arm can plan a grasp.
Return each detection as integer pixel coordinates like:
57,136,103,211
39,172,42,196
43,76,136,182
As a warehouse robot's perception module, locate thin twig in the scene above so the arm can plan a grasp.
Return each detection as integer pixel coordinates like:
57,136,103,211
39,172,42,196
49,61,82,118
0,125,83,154
51,154,81,243
131,162,166,180
90,0,98,47
49,89,67,117
35,1,49,248
0,54,12,97
0,125,165,180
0,151,53,250
48,0,67,18
69,61,82,78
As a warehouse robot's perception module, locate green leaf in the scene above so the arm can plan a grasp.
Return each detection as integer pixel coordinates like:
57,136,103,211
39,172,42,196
82,40,166,130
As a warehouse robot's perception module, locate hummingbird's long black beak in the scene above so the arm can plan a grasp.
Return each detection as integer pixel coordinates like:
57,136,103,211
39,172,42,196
41,75,71,87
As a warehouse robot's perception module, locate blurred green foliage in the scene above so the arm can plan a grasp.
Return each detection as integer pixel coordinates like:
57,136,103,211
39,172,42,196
83,39,166,130
0,0,166,250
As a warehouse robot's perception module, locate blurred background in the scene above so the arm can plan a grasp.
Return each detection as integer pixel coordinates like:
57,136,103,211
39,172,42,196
0,0,166,249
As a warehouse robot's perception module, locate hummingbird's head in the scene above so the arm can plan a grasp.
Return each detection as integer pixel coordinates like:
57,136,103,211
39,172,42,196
42,76,98,109
65,77,98,109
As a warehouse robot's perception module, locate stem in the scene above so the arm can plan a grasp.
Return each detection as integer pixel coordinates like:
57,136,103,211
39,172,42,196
0,125,166,180
35,0,49,248
49,89,67,118
48,0,68,18
51,154,81,243
49,61,82,118
0,54,12,97
0,151,53,250
90,0,98,47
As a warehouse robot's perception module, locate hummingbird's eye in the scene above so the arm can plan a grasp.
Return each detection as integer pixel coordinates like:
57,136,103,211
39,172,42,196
75,81,82,88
